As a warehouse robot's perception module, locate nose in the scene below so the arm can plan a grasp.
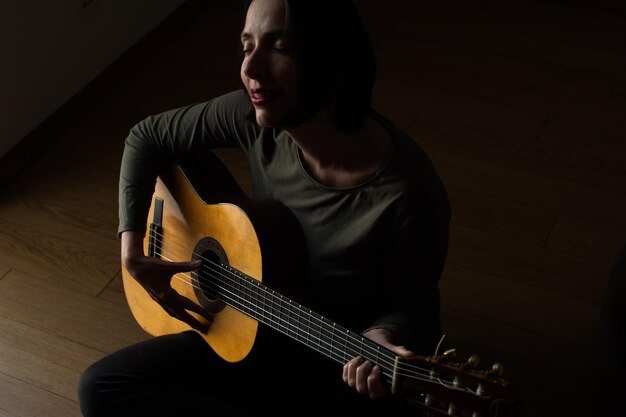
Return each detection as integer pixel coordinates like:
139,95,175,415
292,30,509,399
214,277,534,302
242,49,266,81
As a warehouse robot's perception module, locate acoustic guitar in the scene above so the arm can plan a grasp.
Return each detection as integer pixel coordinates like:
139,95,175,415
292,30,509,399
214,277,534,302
122,154,516,417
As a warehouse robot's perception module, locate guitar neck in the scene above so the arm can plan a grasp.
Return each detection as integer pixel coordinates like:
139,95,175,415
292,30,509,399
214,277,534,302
200,260,398,385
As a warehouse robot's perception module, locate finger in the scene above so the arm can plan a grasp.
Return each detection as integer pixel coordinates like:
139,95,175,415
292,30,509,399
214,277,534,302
158,291,210,333
389,344,414,358
367,365,386,400
346,356,363,388
173,307,210,334
178,294,214,323
164,301,210,334
164,259,202,273
355,360,374,395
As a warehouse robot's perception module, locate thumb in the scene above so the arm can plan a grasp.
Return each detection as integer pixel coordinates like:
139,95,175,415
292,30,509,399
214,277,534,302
165,258,202,272
389,344,414,358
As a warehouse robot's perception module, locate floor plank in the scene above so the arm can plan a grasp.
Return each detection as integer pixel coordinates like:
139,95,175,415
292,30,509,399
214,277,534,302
546,214,626,265
0,270,148,355
408,112,626,194
426,148,626,231
0,372,81,417
0,187,118,296
0,315,104,401
97,272,127,307
448,225,611,304
15,154,118,214
446,184,556,247
440,264,604,349
441,308,615,417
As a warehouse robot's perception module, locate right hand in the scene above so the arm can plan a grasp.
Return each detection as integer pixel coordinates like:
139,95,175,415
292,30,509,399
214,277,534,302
121,231,214,334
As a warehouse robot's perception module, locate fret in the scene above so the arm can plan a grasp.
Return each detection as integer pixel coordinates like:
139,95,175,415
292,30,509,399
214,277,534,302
276,295,283,334
375,345,381,367
267,291,276,329
293,303,303,344
285,297,293,338
277,293,285,334
320,316,328,355
239,273,248,314
347,330,358,359
317,313,325,355
305,309,312,349
232,272,244,315
234,269,242,306
208,266,396,373
283,296,291,338
255,281,266,325
329,322,336,362
246,278,255,320
316,312,323,354
321,317,337,361
240,274,248,315
244,278,258,317
310,311,321,352
250,281,259,320
224,267,235,308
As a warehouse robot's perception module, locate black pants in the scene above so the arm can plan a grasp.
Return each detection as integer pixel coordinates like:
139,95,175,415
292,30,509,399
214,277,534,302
78,330,417,417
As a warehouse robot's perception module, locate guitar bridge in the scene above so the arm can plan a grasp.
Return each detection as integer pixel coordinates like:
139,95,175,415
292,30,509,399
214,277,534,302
148,197,164,258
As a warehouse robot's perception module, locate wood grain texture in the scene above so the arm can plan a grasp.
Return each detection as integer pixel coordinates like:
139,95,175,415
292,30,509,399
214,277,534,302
0,186,118,296
0,372,81,417
0,0,623,416
0,314,103,401
0,270,148,354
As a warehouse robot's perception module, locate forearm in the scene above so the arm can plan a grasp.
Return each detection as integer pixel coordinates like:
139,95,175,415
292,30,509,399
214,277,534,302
120,230,145,267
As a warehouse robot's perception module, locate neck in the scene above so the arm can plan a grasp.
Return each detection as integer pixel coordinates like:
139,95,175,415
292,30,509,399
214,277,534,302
285,110,394,188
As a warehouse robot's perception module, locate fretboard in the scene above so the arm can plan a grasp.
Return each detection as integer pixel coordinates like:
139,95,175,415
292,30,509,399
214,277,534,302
199,261,397,384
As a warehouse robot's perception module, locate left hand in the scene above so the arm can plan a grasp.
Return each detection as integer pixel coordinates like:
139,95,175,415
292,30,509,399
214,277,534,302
342,328,414,400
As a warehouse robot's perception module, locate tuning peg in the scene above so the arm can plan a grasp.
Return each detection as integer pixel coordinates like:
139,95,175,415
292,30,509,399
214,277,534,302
441,348,457,361
466,354,480,368
489,362,505,377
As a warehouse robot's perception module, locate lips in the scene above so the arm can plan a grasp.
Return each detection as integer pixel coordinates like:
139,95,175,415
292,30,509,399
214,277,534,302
250,88,279,106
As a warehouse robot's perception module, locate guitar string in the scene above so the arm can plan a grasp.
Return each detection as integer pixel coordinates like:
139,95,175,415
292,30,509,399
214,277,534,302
152,244,400,372
150,234,481,392
165,260,483,397
157,249,482,396
162,262,455,390
149,234,407,373
145,235,484,396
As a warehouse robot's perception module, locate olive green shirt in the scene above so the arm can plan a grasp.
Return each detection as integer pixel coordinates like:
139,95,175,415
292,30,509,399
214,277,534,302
119,89,450,351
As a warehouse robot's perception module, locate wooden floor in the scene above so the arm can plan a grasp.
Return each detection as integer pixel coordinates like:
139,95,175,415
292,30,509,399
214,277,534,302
1,0,625,416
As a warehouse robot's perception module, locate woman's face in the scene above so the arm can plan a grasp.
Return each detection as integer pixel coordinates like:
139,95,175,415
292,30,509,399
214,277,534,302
240,0,299,128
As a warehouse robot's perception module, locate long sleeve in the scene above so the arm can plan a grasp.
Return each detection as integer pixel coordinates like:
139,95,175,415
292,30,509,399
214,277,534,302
118,89,258,236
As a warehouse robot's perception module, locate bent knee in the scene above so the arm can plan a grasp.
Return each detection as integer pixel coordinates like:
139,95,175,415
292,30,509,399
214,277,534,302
77,361,123,417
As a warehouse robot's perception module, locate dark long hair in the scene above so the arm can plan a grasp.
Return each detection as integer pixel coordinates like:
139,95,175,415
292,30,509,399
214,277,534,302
243,0,376,133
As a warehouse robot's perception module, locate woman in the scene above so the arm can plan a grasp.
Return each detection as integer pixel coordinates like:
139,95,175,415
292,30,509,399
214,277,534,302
79,0,450,415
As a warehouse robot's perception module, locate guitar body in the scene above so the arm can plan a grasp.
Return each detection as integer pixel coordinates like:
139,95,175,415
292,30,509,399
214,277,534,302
121,154,516,416
121,154,307,363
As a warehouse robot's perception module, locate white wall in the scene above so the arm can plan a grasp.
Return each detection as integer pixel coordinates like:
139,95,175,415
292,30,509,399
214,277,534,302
0,0,186,159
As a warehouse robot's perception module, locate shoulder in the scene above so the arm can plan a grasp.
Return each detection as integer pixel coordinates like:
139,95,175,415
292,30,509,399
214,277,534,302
375,113,451,224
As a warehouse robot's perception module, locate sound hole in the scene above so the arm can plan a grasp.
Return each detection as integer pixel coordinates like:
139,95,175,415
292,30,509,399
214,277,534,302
191,237,228,313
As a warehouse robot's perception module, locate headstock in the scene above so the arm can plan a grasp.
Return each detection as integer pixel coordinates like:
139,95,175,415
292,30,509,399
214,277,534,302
392,349,516,417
